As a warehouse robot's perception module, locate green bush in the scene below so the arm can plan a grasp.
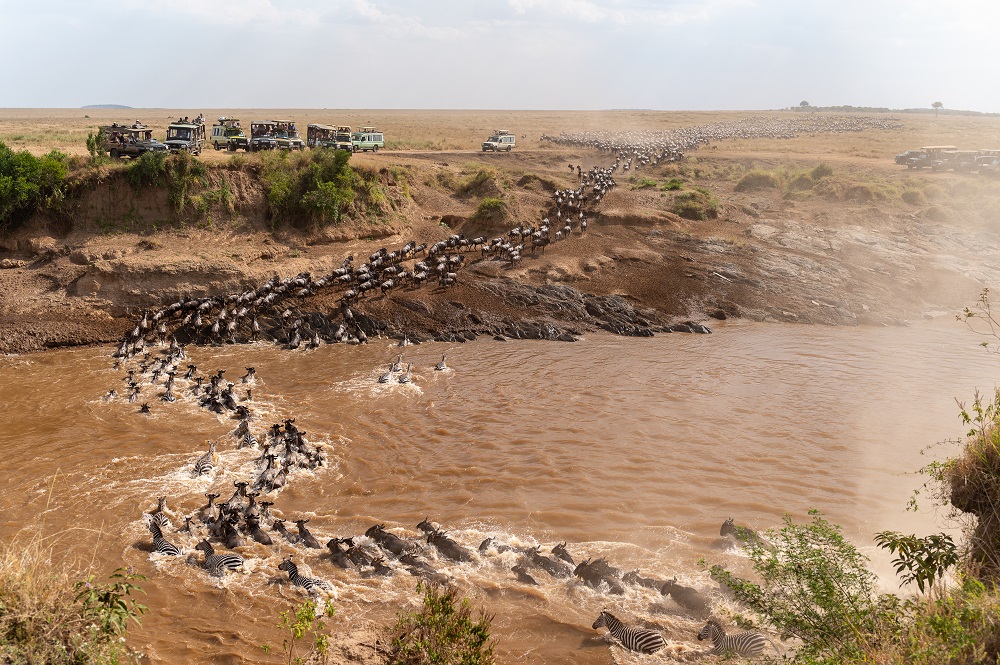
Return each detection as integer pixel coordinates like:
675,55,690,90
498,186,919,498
262,149,360,226
811,163,834,179
261,599,335,664
387,582,495,665
734,170,781,192
471,197,507,225
710,511,904,663
672,189,718,220
901,188,926,205
661,177,685,191
125,151,168,191
0,141,68,232
0,532,147,665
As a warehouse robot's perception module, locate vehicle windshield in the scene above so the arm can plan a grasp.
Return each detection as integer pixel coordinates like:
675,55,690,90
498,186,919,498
225,129,245,138
168,128,192,140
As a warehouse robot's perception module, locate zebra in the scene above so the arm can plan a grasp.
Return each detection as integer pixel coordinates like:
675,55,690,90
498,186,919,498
591,610,665,654
193,441,217,475
194,540,244,576
697,619,768,657
144,515,181,556
277,557,334,593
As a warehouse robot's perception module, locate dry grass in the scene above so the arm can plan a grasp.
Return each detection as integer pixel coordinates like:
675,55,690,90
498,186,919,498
0,530,135,664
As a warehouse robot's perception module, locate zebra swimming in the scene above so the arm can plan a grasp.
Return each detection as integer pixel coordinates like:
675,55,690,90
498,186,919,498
277,557,334,593
192,441,217,476
697,619,768,657
144,515,181,556
592,610,665,654
194,540,244,576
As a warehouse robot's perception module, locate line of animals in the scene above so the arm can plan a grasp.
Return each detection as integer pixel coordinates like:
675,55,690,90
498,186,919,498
109,116,904,358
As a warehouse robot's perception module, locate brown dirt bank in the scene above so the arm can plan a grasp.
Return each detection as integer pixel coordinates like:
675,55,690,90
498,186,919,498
3,114,1000,354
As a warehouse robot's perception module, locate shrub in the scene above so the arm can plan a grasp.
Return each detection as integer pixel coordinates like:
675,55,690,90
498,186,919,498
125,151,168,191
734,170,780,192
672,189,718,220
710,511,904,663
0,534,147,664
632,177,658,190
261,599,335,665
0,141,68,232
86,129,108,166
788,173,815,191
261,149,360,226
456,168,503,198
661,177,685,191
811,163,834,179
386,582,495,665
471,197,507,225
902,188,926,205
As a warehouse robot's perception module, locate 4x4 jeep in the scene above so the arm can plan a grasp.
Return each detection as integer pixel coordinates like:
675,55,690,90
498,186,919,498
211,117,249,151
482,130,515,152
165,117,206,155
101,122,169,159
273,120,305,151
250,121,278,152
307,124,337,149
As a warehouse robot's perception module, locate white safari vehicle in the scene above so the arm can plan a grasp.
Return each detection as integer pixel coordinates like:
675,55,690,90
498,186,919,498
482,130,515,152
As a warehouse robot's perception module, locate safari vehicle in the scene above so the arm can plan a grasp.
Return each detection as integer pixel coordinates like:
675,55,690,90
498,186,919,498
101,122,169,159
894,149,923,165
336,126,353,151
351,127,384,152
976,149,1000,177
482,129,515,152
909,145,957,169
307,124,338,149
165,117,206,155
250,121,278,152
942,150,980,172
273,120,305,151
211,117,249,151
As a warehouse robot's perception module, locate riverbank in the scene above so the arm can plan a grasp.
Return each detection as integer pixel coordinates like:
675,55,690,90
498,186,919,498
3,110,1000,354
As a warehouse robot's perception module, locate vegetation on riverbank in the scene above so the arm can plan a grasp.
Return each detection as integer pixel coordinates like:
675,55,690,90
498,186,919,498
386,582,495,665
0,533,147,664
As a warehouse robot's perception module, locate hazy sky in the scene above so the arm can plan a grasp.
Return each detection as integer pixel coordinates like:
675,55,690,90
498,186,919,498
2,0,998,111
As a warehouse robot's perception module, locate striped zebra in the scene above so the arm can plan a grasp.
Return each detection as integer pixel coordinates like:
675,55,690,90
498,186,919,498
697,619,768,657
277,557,334,593
145,515,181,556
193,441,217,475
592,610,665,654
194,540,244,576
240,428,258,449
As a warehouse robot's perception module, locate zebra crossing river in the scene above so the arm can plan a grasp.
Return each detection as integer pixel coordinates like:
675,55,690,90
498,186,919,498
0,319,995,663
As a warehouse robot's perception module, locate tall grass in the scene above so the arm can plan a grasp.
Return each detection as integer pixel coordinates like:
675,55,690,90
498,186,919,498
0,529,147,664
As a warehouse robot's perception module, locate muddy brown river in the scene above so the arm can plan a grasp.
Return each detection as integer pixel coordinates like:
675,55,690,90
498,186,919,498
0,320,995,663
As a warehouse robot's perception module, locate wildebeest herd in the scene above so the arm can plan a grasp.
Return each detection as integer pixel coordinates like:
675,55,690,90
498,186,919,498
111,116,902,659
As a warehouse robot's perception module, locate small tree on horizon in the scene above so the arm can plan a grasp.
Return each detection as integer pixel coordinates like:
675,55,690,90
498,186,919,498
799,100,810,107
932,101,943,116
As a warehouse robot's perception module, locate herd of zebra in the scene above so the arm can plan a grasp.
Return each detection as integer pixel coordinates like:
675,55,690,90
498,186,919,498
105,117,911,659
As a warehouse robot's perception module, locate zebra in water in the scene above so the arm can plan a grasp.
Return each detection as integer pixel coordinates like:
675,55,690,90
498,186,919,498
144,515,181,556
194,540,244,576
697,619,768,657
193,441,217,475
592,610,665,654
277,557,334,593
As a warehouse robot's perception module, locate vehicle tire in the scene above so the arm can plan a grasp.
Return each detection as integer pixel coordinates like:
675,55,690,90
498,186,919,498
373,145,378,153
214,142,220,151
506,146,512,152
110,149,120,159
353,145,358,153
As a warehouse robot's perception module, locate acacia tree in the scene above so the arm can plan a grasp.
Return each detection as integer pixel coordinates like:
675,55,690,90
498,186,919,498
932,101,943,116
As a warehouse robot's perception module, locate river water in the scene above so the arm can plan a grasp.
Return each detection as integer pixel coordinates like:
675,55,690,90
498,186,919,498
0,320,996,663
